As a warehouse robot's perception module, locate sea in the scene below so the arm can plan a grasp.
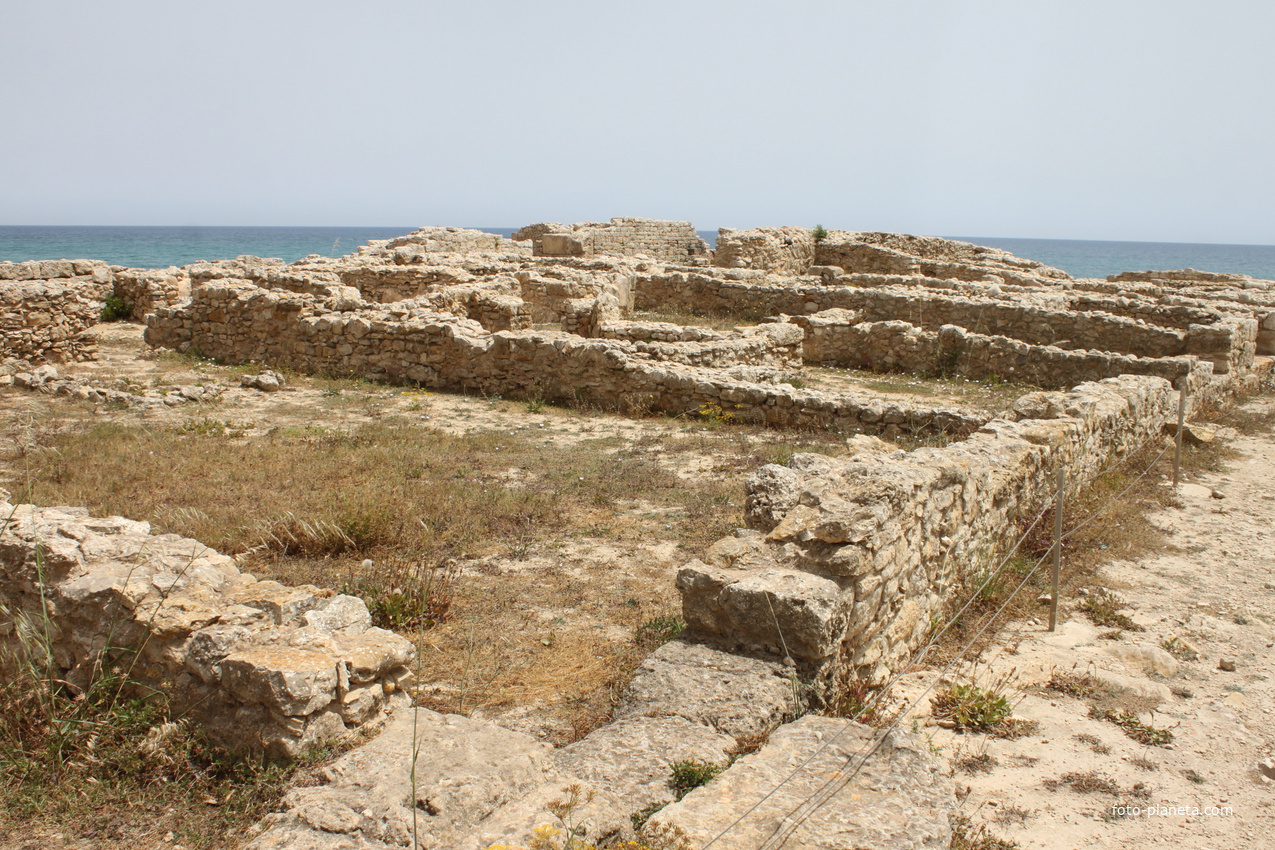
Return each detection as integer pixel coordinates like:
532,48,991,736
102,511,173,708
2,225,1274,282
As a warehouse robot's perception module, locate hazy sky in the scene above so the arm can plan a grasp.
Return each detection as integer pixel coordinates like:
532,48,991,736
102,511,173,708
3,1,1272,243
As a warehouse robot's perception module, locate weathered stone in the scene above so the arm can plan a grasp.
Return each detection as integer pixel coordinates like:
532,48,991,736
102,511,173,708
1105,644,1181,677
618,639,796,739
555,715,735,813
221,645,342,716
0,502,413,756
648,716,955,849
243,706,626,850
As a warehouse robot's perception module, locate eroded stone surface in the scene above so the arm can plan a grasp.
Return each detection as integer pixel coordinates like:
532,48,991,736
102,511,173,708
617,639,797,739
245,706,629,850
555,714,736,813
0,501,414,756
648,716,955,850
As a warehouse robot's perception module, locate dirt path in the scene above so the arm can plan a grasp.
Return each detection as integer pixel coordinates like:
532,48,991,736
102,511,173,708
916,396,1275,849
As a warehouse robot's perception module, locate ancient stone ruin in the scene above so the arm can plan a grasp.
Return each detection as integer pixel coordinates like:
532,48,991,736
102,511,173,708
0,500,414,759
2,219,1273,847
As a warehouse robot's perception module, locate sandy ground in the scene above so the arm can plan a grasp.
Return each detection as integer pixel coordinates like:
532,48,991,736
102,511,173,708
893,395,1275,849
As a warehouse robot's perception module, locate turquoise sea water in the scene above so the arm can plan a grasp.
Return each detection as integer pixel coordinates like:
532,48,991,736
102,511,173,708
945,236,1275,281
2,226,1273,281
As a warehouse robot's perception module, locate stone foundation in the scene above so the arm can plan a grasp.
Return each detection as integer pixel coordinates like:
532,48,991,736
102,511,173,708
677,374,1187,698
0,502,414,758
791,310,1218,391
521,218,709,263
144,279,985,437
0,260,112,363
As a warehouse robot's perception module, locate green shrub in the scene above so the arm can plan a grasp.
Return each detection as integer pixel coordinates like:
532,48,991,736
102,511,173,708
669,759,724,800
930,682,1013,732
812,224,829,244
100,294,133,322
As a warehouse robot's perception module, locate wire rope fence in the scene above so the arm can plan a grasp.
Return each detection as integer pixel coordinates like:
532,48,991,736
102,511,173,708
693,393,1190,850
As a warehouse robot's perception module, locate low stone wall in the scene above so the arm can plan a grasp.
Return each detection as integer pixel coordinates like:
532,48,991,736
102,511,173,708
633,270,1257,366
145,280,987,436
1109,269,1262,285
676,374,1181,699
612,323,804,370
0,260,112,362
0,502,414,758
525,218,709,263
711,227,1070,286
111,267,190,319
814,239,920,276
357,226,530,262
792,310,1212,389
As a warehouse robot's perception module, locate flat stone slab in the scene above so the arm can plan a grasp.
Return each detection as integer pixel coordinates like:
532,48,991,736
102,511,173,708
244,705,628,850
617,639,797,739
648,715,954,850
555,714,736,813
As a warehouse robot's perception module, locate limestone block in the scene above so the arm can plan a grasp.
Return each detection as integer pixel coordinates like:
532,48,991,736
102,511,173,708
743,464,802,531
555,714,735,813
233,581,322,624
221,644,342,716
334,628,416,683
303,594,373,634
648,716,954,849
242,707,580,850
1105,643,1181,677
618,639,796,739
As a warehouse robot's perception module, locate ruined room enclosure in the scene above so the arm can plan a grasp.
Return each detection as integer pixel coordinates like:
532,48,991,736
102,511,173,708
2,222,1274,847
5,222,1273,743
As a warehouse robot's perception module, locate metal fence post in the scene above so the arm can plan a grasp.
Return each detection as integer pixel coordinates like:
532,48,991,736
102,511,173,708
1173,383,1187,488
1048,468,1065,632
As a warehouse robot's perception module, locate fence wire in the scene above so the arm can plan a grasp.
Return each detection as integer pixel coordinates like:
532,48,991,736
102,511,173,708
696,432,1175,849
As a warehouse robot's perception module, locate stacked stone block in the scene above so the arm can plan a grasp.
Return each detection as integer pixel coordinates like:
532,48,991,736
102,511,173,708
525,218,710,263
0,502,414,758
791,310,1215,390
144,279,985,437
111,266,190,319
0,260,111,362
677,374,1182,699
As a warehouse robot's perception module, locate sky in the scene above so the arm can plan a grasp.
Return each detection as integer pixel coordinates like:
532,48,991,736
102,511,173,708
2,1,1273,243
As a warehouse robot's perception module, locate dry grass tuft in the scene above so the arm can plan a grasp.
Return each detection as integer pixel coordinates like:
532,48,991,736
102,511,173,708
954,751,998,775
1042,770,1121,795
949,814,1021,850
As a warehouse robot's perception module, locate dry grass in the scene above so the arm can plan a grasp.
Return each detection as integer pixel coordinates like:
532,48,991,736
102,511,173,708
954,750,998,775
1042,770,1122,795
6,410,817,747
949,814,1021,850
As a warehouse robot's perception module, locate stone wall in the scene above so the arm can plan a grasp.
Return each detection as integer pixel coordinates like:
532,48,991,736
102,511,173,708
791,310,1213,390
144,280,987,437
633,270,1257,367
814,239,920,277
1087,270,1275,357
714,226,815,274
677,374,1182,699
524,218,709,263
0,260,112,363
847,232,1071,282
356,226,530,262
0,502,414,758
111,267,190,319
598,321,804,369
1109,269,1262,285
711,227,1071,285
